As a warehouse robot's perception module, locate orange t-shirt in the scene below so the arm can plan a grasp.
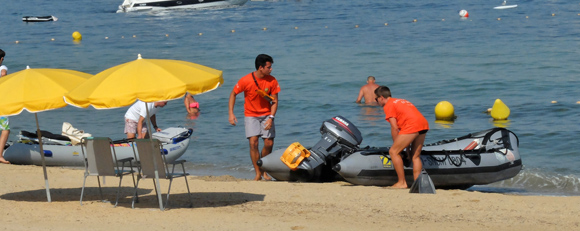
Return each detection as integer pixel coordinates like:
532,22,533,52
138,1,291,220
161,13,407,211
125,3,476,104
233,72,281,117
383,98,429,134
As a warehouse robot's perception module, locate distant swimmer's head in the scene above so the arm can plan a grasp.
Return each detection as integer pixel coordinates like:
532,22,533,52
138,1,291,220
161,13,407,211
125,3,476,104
367,76,375,83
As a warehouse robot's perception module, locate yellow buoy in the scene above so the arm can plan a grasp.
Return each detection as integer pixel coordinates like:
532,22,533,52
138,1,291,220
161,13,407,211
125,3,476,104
231,29,235,33
434,101,456,121
384,23,388,26
355,25,359,28
413,19,417,22
490,99,510,120
72,31,82,40
15,41,19,44
551,100,557,104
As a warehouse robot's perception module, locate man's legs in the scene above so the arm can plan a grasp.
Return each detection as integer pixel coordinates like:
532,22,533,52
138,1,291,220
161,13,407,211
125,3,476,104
0,130,10,164
248,136,263,181
410,133,426,180
388,132,419,188
261,138,274,180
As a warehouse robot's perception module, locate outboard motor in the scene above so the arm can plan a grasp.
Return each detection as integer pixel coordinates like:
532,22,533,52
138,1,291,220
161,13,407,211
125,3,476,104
295,116,363,180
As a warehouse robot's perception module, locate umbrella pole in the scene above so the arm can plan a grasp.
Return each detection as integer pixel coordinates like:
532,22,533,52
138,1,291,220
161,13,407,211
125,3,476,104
35,113,51,202
145,102,164,211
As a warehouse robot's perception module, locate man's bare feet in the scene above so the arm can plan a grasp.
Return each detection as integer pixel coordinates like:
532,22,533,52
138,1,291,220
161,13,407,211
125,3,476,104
0,157,10,164
391,182,408,189
262,172,272,181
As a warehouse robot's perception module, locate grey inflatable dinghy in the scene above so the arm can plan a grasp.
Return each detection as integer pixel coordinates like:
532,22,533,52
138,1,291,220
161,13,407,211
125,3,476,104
258,116,522,189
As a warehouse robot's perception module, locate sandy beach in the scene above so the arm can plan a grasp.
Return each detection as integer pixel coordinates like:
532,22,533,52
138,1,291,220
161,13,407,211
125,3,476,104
0,164,578,231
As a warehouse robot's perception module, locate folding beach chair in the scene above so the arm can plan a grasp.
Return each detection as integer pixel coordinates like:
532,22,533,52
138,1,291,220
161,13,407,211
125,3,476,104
131,138,192,210
80,137,137,207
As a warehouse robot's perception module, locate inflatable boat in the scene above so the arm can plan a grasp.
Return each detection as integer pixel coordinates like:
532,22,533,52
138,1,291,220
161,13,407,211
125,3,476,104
22,16,58,22
3,127,192,166
258,116,363,182
334,128,521,189
258,116,522,189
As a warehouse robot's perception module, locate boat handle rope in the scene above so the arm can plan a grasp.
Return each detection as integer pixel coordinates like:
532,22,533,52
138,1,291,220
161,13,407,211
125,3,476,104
428,150,465,167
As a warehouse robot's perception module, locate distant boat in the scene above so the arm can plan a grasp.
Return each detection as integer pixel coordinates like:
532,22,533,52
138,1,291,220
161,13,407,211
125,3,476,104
494,0,517,9
116,0,249,13
22,16,58,22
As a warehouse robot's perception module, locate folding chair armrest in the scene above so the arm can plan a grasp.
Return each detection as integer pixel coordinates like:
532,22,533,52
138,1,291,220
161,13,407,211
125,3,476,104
167,159,188,176
117,157,134,163
116,157,136,174
169,159,186,165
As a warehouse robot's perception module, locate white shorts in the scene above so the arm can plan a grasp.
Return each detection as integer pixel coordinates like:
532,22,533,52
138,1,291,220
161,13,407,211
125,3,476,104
244,116,275,139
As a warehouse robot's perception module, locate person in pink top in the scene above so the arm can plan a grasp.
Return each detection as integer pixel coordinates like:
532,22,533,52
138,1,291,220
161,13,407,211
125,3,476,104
229,54,280,181
375,86,429,188
184,93,200,119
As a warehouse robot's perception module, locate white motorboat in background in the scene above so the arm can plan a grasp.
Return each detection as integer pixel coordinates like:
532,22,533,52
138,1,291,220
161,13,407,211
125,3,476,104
117,0,248,13
494,0,517,9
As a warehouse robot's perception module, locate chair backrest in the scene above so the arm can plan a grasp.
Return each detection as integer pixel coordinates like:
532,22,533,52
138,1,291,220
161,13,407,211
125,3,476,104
82,137,117,176
134,139,167,179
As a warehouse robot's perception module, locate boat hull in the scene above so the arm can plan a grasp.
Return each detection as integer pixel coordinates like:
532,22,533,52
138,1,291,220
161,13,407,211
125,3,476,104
335,150,522,189
117,0,248,13
335,128,522,188
494,5,517,9
22,16,57,22
260,128,522,189
4,138,190,166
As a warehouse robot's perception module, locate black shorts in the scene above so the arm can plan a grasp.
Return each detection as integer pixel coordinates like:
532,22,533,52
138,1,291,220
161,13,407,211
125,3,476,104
418,129,428,135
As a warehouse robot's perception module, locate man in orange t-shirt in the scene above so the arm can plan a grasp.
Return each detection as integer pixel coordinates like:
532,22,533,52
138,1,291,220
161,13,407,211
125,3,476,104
229,54,280,181
375,86,429,188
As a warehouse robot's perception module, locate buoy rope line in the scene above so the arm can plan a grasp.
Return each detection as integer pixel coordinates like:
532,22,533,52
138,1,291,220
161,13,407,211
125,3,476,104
3,11,580,46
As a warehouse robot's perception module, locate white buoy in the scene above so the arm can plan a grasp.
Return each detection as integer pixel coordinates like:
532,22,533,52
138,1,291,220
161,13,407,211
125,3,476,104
459,9,469,18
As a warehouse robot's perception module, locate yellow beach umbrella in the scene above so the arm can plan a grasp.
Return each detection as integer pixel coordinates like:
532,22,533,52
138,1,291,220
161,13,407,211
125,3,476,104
64,54,223,210
64,54,223,109
0,67,93,115
0,66,92,202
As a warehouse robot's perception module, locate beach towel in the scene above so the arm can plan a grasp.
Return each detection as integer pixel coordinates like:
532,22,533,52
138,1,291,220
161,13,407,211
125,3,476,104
62,122,92,145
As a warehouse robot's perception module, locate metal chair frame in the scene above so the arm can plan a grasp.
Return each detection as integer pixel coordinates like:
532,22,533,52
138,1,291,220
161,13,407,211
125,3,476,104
80,137,137,207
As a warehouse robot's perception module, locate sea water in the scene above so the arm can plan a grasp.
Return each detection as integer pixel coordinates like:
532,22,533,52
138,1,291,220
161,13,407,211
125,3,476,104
1,0,579,195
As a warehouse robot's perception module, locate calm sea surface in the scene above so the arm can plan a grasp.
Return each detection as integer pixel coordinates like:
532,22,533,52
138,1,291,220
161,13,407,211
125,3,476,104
1,0,579,195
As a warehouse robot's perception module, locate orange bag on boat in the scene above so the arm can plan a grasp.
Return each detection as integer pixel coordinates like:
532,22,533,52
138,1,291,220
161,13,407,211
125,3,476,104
280,142,311,171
